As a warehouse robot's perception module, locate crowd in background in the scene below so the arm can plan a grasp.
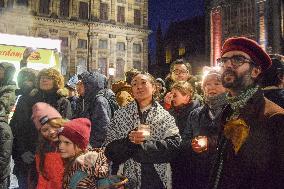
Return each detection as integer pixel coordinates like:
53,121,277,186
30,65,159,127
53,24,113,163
0,36,283,189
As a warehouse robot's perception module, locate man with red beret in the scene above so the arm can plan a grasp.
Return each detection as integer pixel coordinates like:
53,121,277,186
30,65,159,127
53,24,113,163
209,37,284,189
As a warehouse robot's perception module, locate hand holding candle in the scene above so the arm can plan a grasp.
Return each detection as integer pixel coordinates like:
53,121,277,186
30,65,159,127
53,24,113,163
191,136,208,153
129,124,150,144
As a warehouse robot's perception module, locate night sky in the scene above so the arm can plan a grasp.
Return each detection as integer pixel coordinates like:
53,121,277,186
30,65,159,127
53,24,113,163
148,0,205,62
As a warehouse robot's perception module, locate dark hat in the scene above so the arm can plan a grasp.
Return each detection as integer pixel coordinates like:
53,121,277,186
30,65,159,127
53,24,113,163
221,37,272,72
58,118,91,150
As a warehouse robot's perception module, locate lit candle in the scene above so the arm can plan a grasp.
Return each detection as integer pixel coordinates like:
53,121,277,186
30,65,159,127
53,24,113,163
197,137,207,148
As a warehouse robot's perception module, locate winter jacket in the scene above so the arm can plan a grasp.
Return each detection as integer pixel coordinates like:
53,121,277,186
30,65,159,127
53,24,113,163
169,101,200,189
0,110,13,188
210,90,284,189
74,71,113,148
105,101,181,189
62,148,109,189
35,152,64,189
11,89,72,177
263,87,284,109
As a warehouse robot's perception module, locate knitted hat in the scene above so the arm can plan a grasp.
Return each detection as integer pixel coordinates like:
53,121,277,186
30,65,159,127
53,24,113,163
221,37,272,72
58,118,91,150
32,102,62,130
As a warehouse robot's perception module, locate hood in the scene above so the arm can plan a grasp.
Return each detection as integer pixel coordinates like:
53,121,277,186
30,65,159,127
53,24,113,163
0,62,16,86
79,71,108,98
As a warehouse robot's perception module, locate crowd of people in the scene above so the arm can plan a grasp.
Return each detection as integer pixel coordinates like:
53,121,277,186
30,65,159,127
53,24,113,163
0,36,283,189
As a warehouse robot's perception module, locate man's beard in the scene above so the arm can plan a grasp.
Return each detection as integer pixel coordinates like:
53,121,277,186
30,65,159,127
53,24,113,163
221,69,253,90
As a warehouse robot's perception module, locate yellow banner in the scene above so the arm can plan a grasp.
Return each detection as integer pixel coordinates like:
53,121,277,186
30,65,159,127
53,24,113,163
0,44,54,64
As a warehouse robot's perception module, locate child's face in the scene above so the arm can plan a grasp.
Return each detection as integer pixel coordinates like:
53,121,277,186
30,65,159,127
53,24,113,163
171,88,191,107
58,135,76,159
40,123,59,142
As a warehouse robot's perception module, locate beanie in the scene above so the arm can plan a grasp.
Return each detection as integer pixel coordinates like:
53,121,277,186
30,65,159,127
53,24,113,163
221,37,272,72
58,118,91,150
32,102,62,130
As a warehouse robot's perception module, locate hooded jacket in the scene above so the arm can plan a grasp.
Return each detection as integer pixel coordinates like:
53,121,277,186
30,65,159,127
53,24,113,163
74,71,114,148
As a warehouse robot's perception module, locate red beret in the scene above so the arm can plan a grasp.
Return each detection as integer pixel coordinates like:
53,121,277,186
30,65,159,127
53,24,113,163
221,37,272,71
59,118,91,150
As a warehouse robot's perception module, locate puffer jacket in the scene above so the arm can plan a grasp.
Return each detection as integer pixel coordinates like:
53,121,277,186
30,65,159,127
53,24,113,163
74,71,113,148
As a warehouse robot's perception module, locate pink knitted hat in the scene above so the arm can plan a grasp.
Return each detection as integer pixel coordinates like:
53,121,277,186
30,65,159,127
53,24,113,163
32,102,62,130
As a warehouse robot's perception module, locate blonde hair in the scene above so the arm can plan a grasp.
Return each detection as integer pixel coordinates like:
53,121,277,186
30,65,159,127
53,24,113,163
37,68,64,90
171,81,194,97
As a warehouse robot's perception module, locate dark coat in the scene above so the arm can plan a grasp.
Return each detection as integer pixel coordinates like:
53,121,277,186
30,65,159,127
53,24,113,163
210,90,284,189
74,72,113,148
178,103,226,189
263,88,284,109
0,109,13,188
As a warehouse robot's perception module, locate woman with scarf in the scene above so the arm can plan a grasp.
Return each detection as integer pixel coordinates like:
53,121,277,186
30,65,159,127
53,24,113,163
181,69,227,189
105,72,181,189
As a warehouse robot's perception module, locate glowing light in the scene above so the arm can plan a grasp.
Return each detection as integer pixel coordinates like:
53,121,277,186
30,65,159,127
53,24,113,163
0,33,61,52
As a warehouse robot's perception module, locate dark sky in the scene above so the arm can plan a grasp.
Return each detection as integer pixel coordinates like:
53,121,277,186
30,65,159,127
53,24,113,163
148,0,205,62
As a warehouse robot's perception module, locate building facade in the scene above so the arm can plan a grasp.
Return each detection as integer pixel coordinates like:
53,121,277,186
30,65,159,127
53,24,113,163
206,0,284,66
0,0,150,80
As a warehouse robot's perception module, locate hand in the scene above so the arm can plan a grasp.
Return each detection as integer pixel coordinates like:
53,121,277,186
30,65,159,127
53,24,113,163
76,151,98,168
191,136,208,153
22,47,35,60
129,131,145,144
164,92,173,105
21,151,35,164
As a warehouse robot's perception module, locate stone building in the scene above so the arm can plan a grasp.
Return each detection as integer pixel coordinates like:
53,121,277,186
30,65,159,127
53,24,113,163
0,0,150,80
205,0,284,66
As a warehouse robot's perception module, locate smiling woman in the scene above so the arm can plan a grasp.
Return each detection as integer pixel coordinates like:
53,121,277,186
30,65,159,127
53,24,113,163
105,72,181,189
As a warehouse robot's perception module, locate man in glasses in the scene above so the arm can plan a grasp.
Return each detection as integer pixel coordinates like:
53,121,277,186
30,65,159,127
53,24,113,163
210,37,284,189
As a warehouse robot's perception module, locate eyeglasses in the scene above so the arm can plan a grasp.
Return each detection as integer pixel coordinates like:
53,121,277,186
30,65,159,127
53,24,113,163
217,55,255,68
172,69,189,75
40,76,53,80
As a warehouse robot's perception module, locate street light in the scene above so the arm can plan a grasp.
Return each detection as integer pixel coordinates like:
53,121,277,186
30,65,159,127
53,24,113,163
108,63,115,89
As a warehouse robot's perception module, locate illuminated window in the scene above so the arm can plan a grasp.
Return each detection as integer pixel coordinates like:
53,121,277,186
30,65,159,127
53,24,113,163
100,3,108,20
117,6,125,23
166,49,172,64
179,45,185,56
60,0,70,17
79,1,88,20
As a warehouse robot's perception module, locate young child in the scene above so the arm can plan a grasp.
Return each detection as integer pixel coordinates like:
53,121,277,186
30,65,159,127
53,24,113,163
58,118,109,189
32,102,67,189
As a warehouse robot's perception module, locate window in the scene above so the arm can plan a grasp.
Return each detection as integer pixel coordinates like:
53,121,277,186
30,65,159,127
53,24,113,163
100,3,108,20
60,37,68,47
134,9,141,25
39,0,50,15
116,59,125,78
166,48,172,64
99,39,108,49
133,43,141,53
117,0,126,3
135,0,142,2
98,58,107,76
79,1,88,20
117,6,125,23
78,39,87,49
133,61,141,70
77,57,87,74
116,42,125,51
61,55,68,75
7,0,14,8
17,0,28,6
60,0,70,17
0,0,4,8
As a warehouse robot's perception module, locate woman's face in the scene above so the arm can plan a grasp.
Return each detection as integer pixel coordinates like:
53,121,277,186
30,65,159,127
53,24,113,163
171,64,190,82
76,80,85,96
39,75,54,91
203,74,226,98
131,74,155,103
58,135,77,159
40,123,59,142
171,88,191,107
40,124,51,140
